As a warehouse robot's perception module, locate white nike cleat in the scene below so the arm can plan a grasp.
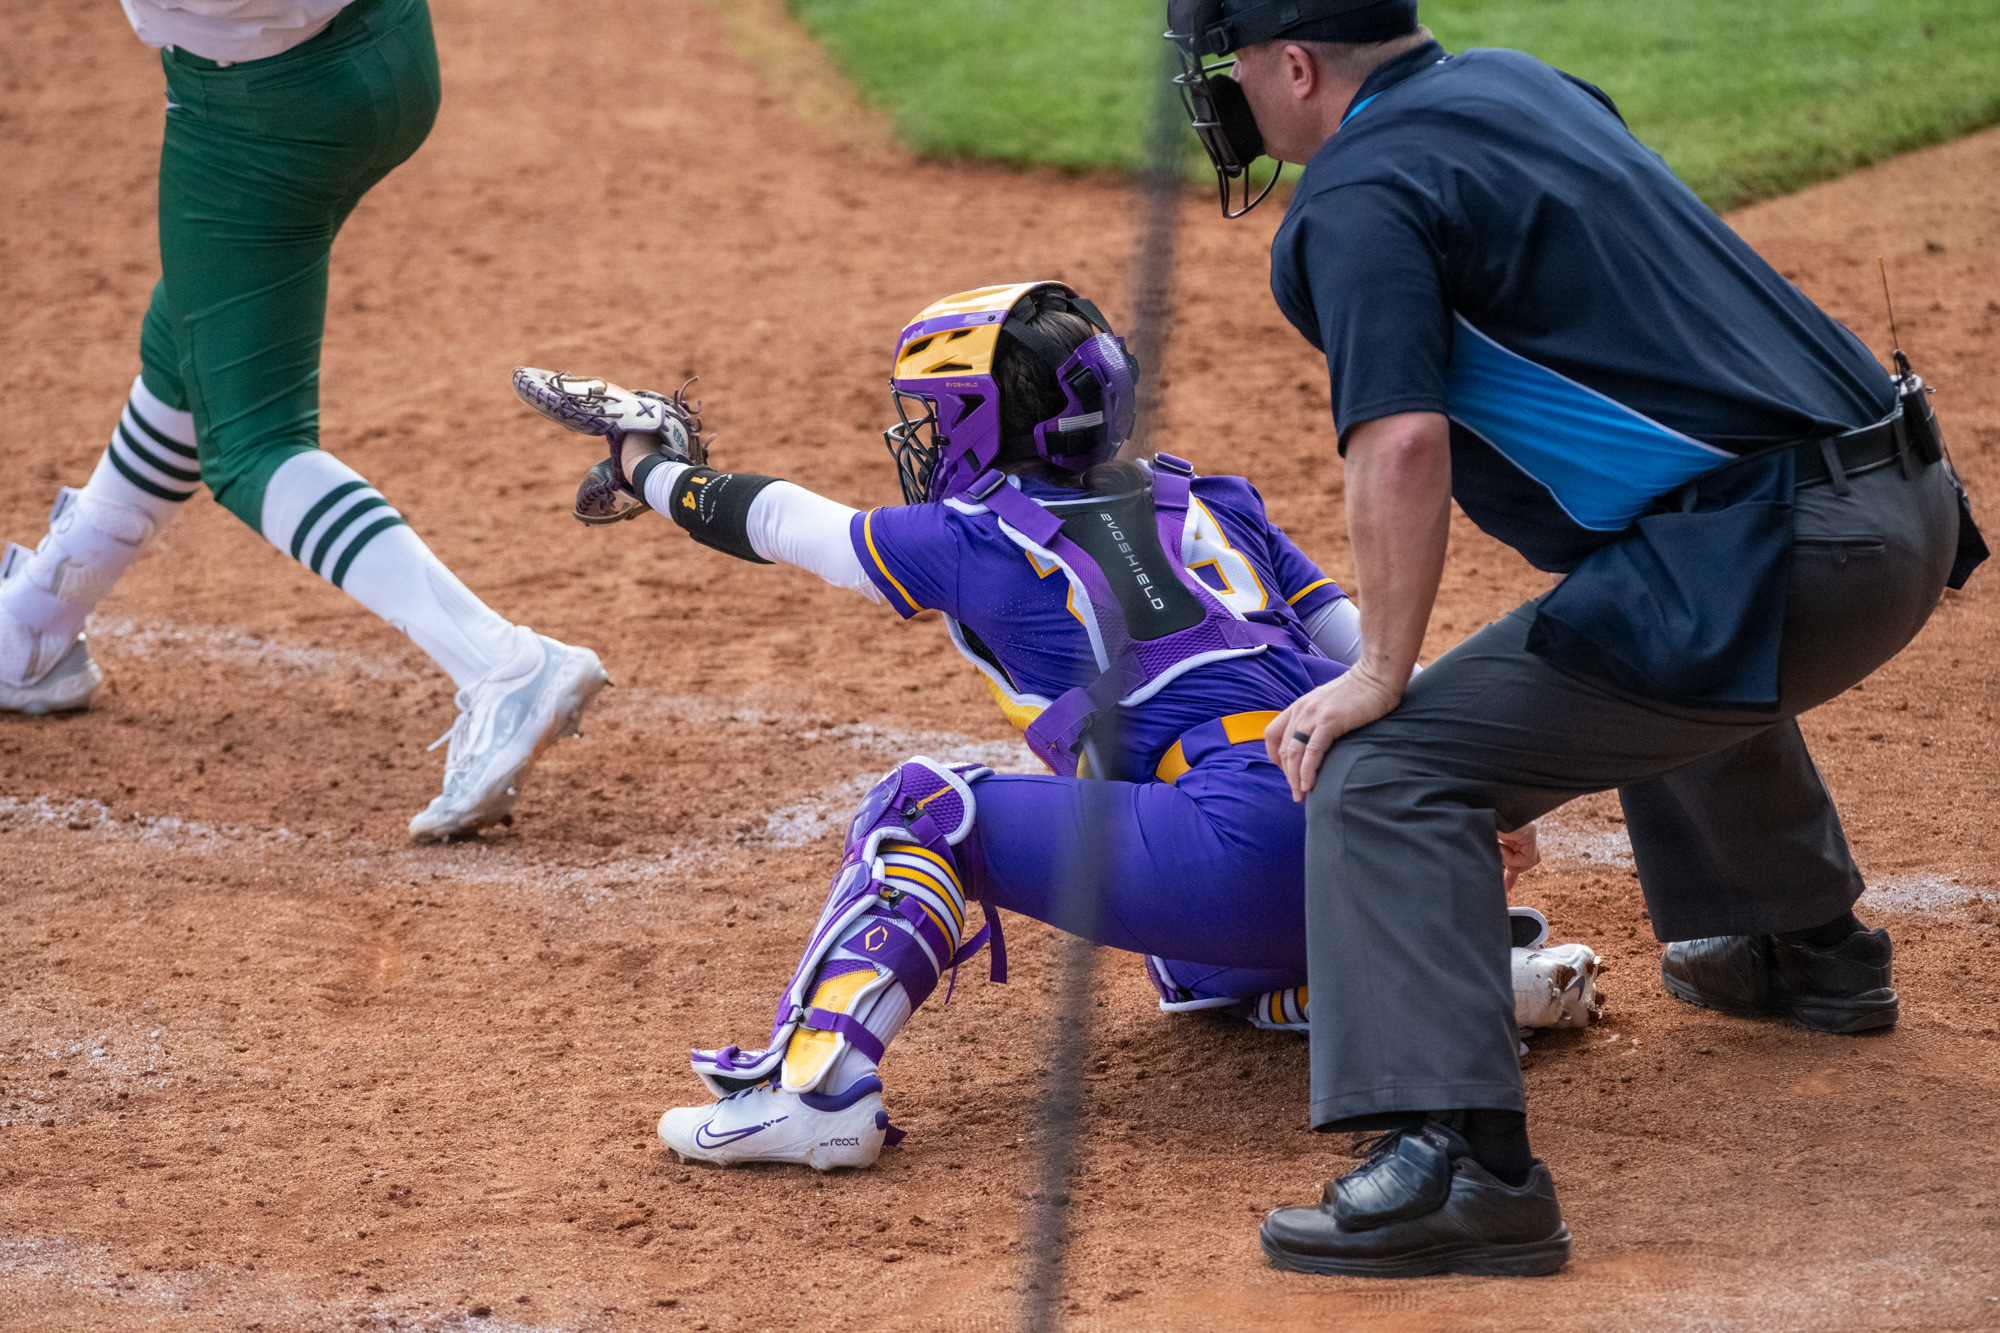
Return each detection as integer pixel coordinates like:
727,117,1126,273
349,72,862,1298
408,632,609,843
0,632,103,715
658,1078,890,1170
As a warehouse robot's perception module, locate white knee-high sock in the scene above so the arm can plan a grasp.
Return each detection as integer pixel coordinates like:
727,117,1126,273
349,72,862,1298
0,377,199,685
95,375,205,512
259,451,525,689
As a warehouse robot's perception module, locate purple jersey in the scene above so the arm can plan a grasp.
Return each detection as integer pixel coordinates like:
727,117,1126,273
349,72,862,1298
849,469,1349,777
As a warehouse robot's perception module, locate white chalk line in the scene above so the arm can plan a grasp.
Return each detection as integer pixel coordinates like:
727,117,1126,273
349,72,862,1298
89,611,1038,767
45,614,1040,850
92,613,1038,771
1864,873,1999,915
90,615,423,683
1533,812,1994,919
0,1234,566,1331
9,617,1042,930
0,1235,206,1316
0,795,306,846
1534,814,1636,870
0,1030,183,1130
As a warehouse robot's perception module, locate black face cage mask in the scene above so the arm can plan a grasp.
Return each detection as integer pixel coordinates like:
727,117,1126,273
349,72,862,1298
1166,0,1396,217
1169,46,1277,218
884,389,941,507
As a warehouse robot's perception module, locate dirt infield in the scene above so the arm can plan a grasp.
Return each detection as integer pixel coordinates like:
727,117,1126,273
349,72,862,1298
3,1,1997,1329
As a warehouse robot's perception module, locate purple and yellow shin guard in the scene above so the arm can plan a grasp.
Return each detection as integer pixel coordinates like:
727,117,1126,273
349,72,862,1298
690,758,1005,1106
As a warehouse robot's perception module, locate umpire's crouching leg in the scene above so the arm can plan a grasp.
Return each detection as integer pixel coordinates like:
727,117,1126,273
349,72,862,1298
1267,712,1573,1279
1301,731,1526,1129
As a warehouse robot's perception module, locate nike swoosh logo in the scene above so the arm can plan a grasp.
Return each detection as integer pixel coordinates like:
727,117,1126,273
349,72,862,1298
695,1115,786,1148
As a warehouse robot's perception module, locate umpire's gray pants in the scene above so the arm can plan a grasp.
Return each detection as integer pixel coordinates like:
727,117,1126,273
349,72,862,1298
1304,456,1961,1129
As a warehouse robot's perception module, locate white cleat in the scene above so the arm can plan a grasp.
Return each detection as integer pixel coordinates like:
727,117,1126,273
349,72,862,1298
1513,942,1605,1030
0,632,103,715
408,632,609,843
658,1079,889,1170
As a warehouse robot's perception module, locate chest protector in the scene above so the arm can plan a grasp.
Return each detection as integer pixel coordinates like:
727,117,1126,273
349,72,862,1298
963,454,1322,779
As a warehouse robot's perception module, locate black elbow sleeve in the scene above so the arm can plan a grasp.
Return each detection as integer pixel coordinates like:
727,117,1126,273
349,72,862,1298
659,465,781,564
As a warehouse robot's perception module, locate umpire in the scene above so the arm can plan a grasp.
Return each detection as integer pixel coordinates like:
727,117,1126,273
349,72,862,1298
1164,0,1985,1277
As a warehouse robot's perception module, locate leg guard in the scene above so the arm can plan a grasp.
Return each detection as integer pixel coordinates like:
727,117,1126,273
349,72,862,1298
690,757,1005,1100
1,487,162,687
1,374,201,688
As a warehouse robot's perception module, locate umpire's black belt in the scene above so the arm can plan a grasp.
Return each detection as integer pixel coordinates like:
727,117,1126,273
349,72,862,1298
1789,399,1927,489
1792,412,1898,488
1686,395,1932,504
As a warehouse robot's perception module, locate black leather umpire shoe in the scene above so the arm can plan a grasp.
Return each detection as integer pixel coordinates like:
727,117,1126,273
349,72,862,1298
1262,1156,1571,1278
1331,1122,1466,1230
1660,927,1898,1033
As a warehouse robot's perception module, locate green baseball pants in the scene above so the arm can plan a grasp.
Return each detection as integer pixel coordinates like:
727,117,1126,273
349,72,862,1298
137,0,440,527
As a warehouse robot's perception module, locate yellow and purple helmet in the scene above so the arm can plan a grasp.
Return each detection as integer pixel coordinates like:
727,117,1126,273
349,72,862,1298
883,281,1139,505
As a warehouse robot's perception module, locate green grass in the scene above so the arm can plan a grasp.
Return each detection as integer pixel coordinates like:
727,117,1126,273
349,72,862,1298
785,0,2000,209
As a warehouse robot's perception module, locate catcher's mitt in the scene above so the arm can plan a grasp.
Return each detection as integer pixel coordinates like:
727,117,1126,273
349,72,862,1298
511,367,709,525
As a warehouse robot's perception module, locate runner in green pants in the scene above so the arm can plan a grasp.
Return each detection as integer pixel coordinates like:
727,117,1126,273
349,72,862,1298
1,0,607,843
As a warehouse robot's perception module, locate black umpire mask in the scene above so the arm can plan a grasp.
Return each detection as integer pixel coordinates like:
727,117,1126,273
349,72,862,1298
1165,0,1419,216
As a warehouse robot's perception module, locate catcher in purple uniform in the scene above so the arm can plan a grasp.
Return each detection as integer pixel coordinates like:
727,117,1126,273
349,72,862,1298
514,281,1596,1170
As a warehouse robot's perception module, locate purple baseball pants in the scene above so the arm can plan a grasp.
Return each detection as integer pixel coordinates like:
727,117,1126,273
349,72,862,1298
960,742,1310,998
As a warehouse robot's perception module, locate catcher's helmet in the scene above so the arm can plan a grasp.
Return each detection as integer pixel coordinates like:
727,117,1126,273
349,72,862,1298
883,282,1138,506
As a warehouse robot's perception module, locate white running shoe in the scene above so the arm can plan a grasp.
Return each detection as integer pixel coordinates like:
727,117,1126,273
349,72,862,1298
0,632,103,715
408,633,608,843
658,1078,889,1170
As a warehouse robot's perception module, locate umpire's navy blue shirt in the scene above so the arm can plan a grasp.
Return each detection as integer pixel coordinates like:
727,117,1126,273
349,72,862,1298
1270,40,1896,572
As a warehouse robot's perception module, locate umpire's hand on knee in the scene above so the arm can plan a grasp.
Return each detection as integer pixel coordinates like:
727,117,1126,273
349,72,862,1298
1266,668,1404,802
1498,821,1541,891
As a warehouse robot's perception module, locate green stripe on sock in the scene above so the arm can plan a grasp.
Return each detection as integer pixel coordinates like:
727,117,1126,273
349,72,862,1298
107,443,196,503
289,480,367,561
309,494,391,577
125,402,199,460
329,515,407,589
116,423,203,485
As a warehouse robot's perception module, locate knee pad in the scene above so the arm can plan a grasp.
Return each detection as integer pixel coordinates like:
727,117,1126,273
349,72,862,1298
690,757,1004,1097
1152,972,1304,1032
